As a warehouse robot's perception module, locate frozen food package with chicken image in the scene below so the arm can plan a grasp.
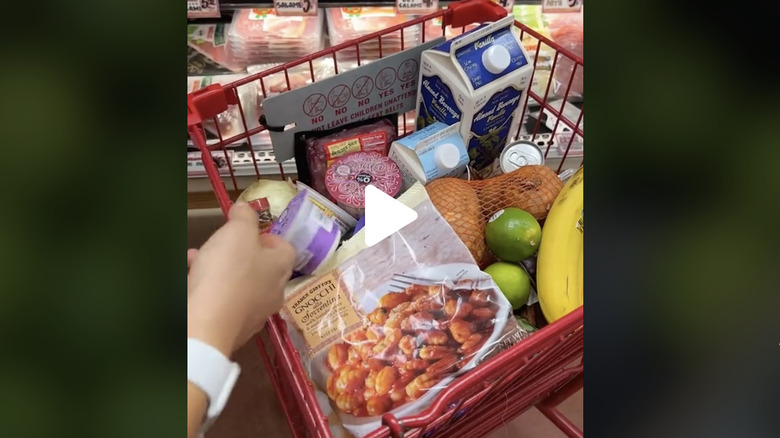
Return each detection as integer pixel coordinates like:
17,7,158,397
279,183,529,437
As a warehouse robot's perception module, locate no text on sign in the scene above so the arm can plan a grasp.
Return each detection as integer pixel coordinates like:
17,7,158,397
542,0,583,13
273,0,318,16
395,0,439,15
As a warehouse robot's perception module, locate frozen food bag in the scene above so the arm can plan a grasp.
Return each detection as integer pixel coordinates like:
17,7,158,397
280,183,528,437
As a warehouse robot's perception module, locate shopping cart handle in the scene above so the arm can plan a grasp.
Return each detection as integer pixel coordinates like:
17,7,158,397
445,0,509,29
187,83,240,128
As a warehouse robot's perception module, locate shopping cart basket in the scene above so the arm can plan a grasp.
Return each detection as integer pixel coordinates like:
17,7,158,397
187,1,584,437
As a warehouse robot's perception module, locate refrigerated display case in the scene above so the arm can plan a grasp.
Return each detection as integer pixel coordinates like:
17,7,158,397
187,1,583,186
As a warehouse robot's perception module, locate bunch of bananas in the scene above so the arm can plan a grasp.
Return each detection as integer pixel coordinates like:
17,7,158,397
537,167,584,323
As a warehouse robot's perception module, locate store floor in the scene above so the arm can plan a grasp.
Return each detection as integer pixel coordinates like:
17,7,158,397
206,339,583,438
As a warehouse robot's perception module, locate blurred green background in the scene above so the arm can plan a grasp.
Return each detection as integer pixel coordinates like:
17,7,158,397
0,1,183,437
587,0,779,436
0,0,777,437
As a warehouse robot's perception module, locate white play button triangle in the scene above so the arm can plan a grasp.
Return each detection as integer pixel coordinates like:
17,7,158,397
364,184,418,247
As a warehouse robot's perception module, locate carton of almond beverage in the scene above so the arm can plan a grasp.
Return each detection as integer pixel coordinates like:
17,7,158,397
416,15,533,174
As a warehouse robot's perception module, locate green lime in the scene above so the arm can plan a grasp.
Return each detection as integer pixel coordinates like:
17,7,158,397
484,262,532,310
484,207,542,262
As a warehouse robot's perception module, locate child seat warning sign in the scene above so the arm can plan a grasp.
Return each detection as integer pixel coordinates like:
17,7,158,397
262,38,443,162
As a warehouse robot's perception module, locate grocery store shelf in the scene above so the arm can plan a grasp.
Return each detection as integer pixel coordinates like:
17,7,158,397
217,1,543,11
186,132,579,192
188,148,296,179
187,108,582,183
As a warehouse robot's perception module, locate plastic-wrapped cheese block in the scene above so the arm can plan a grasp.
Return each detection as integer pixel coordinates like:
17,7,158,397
326,7,421,61
229,8,326,66
306,119,397,202
325,151,402,218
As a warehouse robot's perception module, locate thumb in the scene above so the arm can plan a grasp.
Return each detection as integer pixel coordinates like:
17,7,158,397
228,201,259,228
259,234,296,268
187,249,199,268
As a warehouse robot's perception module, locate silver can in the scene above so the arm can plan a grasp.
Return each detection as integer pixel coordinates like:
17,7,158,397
500,140,545,173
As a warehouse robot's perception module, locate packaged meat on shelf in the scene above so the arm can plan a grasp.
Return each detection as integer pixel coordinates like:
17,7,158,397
187,73,265,145
187,23,244,73
326,7,422,61
248,60,340,98
423,12,479,42
511,5,554,63
189,47,238,76
229,8,326,67
508,5,583,103
546,10,583,100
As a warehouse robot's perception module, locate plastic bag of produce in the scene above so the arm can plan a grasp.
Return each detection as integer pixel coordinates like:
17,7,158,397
280,183,529,437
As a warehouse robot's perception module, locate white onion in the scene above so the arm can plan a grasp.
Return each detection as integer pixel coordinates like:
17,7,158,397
237,178,298,218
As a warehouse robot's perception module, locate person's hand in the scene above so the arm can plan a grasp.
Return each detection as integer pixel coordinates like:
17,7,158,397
187,202,296,357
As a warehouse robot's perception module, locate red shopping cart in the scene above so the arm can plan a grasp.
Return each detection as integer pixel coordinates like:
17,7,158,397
187,1,584,437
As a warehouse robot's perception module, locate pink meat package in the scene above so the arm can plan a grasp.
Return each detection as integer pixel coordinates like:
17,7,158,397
306,119,397,201
547,13,583,100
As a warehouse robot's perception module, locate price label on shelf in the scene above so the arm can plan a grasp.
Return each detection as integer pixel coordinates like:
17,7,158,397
490,0,514,12
273,0,318,16
542,0,583,14
395,0,439,15
187,0,221,19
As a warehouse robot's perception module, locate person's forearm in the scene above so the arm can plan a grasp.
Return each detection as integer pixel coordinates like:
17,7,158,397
187,305,272,436
188,381,208,438
188,312,233,438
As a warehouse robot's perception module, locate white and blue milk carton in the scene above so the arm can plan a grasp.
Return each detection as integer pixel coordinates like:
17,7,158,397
416,15,533,173
388,121,469,191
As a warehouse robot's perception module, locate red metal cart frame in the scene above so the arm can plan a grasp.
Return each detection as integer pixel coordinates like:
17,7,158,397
187,1,583,437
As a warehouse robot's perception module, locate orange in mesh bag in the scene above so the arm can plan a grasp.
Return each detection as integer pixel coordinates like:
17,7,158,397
427,165,563,267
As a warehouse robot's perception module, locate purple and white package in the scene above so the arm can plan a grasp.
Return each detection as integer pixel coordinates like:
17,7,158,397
270,190,342,277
